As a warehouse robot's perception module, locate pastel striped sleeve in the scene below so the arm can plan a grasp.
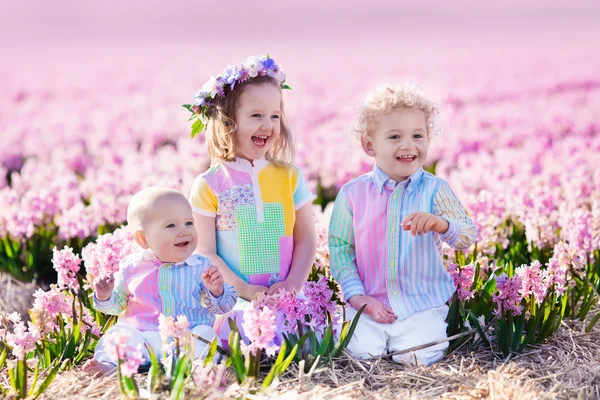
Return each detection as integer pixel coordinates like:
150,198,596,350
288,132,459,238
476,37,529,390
328,188,365,302
189,175,218,217
433,181,478,250
292,167,315,210
201,283,238,315
92,259,130,315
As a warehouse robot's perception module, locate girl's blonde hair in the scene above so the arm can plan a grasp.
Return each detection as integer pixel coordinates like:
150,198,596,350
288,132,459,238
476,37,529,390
352,83,441,139
204,76,294,166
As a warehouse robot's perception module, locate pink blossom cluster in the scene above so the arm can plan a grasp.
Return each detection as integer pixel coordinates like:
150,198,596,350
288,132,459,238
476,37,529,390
446,261,476,301
104,330,146,377
516,261,549,306
4,320,41,360
30,285,102,337
52,246,82,292
240,305,279,357
81,228,138,279
254,276,340,335
192,359,227,395
492,273,524,317
158,314,192,354
1,47,598,255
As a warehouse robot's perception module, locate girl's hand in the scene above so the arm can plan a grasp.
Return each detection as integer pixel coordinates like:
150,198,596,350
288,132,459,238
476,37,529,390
245,284,269,300
202,265,224,298
401,212,449,236
348,295,397,324
93,275,115,301
266,280,301,296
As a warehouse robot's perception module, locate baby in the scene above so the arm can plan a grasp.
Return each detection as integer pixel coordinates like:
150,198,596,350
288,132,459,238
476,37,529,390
83,187,237,375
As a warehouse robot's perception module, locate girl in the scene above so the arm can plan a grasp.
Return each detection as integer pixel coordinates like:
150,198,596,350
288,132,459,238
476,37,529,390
187,55,317,343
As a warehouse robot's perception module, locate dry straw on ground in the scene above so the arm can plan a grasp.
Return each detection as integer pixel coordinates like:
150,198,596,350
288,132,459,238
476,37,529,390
1,274,599,400
13,314,596,400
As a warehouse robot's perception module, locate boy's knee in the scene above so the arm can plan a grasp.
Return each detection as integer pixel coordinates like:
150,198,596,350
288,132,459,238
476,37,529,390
345,329,386,359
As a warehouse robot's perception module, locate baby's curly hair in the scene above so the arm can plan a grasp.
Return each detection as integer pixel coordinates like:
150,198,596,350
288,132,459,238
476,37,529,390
352,83,441,139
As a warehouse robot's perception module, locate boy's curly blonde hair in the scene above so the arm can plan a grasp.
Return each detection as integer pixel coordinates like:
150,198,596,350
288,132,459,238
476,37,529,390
352,83,441,139
204,76,294,166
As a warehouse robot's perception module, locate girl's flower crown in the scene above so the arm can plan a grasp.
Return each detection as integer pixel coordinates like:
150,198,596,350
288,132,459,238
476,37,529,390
183,54,290,138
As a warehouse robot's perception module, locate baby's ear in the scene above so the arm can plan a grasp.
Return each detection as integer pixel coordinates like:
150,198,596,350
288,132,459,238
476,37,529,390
133,230,149,249
360,134,376,157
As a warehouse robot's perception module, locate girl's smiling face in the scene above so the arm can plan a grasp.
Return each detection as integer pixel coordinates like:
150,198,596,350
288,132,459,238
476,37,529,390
234,83,282,162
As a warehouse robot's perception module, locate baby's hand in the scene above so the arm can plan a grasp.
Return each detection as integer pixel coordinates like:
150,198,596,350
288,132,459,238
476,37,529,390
401,212,449,236
93,275,115,301
202,265,224,298
348,295,397,324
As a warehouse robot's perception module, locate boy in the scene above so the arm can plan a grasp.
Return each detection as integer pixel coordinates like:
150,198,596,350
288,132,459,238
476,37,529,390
329,83,477,365
83,187,237,374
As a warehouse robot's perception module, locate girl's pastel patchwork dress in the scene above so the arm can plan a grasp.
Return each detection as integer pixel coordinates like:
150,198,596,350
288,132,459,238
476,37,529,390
189,157,314,343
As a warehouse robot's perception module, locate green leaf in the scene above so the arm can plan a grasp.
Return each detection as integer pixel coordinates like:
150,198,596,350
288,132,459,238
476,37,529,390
262,341,287,389
332,304,366,357
191,118,204,138
316,324,334,360
17,359,27,397
31,360,65,399
146,345,162,394
310,331,317,358
0,347,7,369
466,310,489,346
182,104,193,112
171,354,192,400
511,313,526,351
228,331,246,383
28,361,40,396
282,84,292,90
496,313,510,357
585,312,600,333
228,317,238,333
74,331,93,365
204,338,219,366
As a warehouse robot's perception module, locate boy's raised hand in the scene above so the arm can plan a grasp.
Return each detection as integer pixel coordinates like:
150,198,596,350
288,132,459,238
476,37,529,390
93,275,115,301
401,212,449,236
202,265,224,298
349,295,398,324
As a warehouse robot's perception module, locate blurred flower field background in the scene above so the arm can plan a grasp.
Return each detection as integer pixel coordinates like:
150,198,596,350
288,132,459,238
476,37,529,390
0,1,599,398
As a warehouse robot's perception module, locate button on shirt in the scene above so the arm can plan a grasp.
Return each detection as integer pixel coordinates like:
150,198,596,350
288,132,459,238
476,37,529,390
93,251,237,331
328,166,478,320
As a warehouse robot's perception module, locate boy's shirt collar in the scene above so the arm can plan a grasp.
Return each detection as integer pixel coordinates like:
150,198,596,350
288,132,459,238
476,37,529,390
140,250,202,266
372,165,424,194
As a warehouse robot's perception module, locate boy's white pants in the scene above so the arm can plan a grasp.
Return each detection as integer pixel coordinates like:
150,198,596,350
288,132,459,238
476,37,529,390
344,304,449,366
94,321,221,367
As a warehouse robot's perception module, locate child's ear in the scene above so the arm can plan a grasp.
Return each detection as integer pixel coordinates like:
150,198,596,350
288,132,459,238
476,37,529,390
360,135,376,157
133,230,149,249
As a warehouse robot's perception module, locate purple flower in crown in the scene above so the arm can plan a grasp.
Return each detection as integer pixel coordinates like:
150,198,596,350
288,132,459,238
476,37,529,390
185,54,290,138
222,65,241,89
260,56,276,71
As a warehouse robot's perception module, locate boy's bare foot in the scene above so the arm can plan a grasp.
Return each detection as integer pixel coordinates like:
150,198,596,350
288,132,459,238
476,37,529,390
82,359,116,376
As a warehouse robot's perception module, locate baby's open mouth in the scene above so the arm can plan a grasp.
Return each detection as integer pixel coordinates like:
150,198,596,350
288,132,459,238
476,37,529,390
175,241,190,248
252,135,269,146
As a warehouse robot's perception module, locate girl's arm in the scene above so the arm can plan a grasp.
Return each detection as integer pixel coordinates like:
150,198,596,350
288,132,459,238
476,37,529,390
193,212,266,301
267,203,317,294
